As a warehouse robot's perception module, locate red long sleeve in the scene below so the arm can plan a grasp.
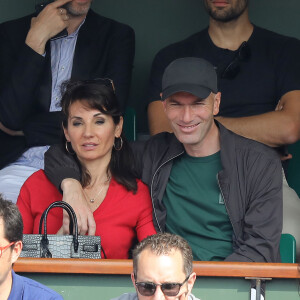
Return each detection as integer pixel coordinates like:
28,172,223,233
17,170,156,259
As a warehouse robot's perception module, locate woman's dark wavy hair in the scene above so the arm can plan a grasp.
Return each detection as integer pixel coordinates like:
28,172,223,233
60,79,137,193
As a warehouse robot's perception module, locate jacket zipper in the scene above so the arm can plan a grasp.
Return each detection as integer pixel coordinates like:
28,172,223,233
217,173,237,239
150,151,184,232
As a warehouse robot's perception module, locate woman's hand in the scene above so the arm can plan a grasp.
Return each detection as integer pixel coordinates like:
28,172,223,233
61,178,96,235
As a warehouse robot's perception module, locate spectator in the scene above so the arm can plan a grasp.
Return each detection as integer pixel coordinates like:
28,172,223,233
44,58,283,263
111,233,199,300
17,80,156,258
0,195,63,300
146,0,300,259
147,0,300,144
0,0,135,203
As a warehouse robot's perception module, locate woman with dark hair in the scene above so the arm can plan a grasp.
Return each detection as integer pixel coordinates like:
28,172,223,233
16,79,156,259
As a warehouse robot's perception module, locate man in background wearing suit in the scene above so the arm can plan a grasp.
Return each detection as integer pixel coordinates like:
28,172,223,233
0,0,135,203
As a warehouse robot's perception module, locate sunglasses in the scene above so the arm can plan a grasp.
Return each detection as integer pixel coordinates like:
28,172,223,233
0,241,15,258
82,78,116,93
220,41,251,79
135,274,190,297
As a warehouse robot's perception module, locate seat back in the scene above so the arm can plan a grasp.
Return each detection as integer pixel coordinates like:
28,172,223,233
280,233,296,263
123,107,136,142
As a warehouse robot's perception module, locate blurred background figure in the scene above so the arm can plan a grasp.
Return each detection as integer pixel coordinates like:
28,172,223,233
0,0,135,203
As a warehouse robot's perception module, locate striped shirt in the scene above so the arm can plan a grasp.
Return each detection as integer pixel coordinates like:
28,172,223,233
15,20,85,170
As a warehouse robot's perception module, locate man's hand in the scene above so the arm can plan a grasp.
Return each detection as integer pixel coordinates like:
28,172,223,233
0,122,24,136
61,178,96,236
25,0,72,54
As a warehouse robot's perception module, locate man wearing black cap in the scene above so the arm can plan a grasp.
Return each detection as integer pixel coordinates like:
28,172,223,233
147,0,300,145
146,0,300,261
44,57,283,264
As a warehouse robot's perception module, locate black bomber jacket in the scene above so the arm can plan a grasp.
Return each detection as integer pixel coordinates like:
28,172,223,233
45,122,282,263
132,122,282,262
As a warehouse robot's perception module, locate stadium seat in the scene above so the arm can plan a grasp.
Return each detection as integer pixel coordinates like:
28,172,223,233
280,233,296,263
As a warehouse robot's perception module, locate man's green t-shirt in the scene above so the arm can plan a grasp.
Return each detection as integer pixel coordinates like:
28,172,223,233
163,152,233,261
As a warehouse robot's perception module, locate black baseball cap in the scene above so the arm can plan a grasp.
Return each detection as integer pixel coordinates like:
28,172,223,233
161,57,218,100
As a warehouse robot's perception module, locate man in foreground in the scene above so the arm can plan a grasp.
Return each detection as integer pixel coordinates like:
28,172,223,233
0,195,63,299
112,233,199,300
45,57,282,263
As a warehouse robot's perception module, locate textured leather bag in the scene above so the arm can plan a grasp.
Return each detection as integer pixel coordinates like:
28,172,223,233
20,201,101,259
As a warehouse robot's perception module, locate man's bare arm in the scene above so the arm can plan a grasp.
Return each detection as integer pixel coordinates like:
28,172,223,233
0,122,24,136
148,100,172,135
215,90,300,147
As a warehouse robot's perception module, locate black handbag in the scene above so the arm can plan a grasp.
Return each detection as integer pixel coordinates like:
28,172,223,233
20,201,101,259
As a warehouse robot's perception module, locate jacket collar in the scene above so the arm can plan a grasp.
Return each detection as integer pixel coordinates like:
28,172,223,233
165,120,233,155
162,133,185,162
216,121,238,191
165,120,236,173
76,9,104,41
217,121,237,168
71,10,105,80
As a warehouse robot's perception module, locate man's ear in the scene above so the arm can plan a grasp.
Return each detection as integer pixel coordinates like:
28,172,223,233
11,241,22,264
131,272,137,289
213,92,221,116
186,272,197,295
159,93,168,112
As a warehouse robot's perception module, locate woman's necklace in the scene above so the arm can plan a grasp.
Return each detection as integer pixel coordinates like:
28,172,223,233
85,175,111,203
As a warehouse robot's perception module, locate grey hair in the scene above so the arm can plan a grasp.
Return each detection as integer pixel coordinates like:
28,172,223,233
132,233,193,277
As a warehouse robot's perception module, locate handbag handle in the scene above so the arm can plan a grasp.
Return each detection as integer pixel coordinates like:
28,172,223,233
39,202,74,235
39,201,79,254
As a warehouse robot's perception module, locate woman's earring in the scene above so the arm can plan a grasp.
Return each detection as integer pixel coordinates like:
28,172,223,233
113,136,123,151
65,141,75,154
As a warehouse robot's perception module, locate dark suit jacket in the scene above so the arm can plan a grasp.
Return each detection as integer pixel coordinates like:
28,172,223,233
0,9,135,169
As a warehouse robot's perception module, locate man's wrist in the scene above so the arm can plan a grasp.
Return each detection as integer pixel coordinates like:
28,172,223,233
61,178,81,192
25,29,49,55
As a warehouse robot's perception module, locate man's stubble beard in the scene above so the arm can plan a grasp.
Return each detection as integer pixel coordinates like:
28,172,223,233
63,1,92,17
203,0,249,23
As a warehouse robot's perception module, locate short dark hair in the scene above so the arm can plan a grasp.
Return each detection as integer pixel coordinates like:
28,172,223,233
60,79,138,192
132,233,193,277
0,195,23,243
